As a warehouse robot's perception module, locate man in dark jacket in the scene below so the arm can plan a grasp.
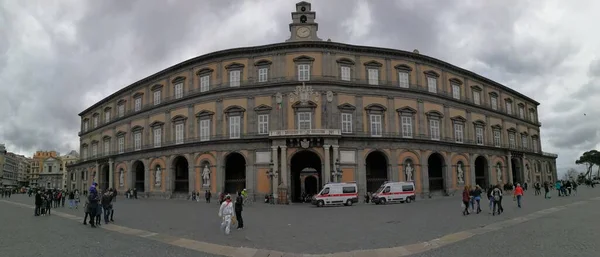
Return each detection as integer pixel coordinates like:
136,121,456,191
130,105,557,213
235,192,244,229
86,183,99,228
101,190,113,224
34,191,43,216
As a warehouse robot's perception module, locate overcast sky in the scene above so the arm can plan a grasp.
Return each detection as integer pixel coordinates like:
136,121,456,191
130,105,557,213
1,0,598,175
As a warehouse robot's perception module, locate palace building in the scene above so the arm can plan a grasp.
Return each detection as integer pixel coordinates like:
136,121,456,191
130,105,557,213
69,1,558,201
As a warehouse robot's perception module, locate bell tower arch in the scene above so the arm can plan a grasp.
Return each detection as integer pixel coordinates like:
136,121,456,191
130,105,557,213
286,1,322,42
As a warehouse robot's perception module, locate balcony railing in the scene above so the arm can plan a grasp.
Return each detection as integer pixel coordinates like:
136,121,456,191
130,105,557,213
71,131,554,166
269,129,341,137
79,75,541,136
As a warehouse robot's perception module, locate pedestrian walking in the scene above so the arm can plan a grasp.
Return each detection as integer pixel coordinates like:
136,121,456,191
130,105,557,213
492,184,503,215
462,185,470,216
514,183,524,208
205,190,211,203
544,182,551,199
235,192,244,230
218,195,234,235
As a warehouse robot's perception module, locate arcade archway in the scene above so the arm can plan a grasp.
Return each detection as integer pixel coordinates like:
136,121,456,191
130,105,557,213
511,158,521,184
365,151,388,193
173,156,189,193
132,161,145,192
474,156,489,189
224,152,246,194
290,150,322,202
101,165,110,190
428,153,445,192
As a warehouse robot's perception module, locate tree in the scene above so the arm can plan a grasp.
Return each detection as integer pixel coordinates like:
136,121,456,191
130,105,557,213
575,150,600,179
563,168,578,181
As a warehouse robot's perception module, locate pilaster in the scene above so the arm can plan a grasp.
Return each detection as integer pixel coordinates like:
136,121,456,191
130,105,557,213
465,110,472,143
356,96,364,132
507,153,513,184
271,146,279,202
387,96,396,134
357,149,367,201
108,159,114,189
247,96,256,134
216,99,223,137
187,104,195,139
417,99,425,136
323,144,331,184
280,146,288,186
420,150,429,196
188,164,195,194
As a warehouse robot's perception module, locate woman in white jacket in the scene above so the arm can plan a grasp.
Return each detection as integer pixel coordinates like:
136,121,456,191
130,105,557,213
218,194,234,235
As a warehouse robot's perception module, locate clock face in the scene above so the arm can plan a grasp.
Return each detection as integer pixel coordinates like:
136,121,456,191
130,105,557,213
296,27,310,38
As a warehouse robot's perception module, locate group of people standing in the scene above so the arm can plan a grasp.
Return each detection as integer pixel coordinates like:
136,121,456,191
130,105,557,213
33,188,79,216
462,183,525,216
82,182,117,228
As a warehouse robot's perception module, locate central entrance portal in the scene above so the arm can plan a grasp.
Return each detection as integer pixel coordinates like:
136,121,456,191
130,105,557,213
290,150,322,203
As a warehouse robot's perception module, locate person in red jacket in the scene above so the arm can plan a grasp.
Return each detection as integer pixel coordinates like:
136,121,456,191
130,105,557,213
514,183,524,208
462,185,471,215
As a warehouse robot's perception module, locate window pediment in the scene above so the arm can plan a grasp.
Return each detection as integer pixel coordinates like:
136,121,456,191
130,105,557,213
133,92,144,98
425,110,444,118
151,84,163,91
450,115,467,123
90,140,99,144
81,143,89,148
449,78,463,85
394,64,412,72
102,135,111,141
92,112,99,117
292,101,317,109
507,127,517,133
364,103,387,113
117,99,126,105
489,91,498,97
293,55,315,63
195,110,215,118
337,103,356,111
520,131,529,136
473,120,486,126
254,104,272,112
171,115,188,122
491,124,502,130
396,106,417,115
225,62,245,70
131,125,144,132
424,70,440,78
529,107,536,112
531,134,539,139
336,58,355,65
471,85,482,91
149,121,165,127
103,106,112,112
504,98,513,103
196,68,214,76
254,59,272,66
363,60,383,67
171,76,186,83
116,130,127,137
517,103,525,107
83,118,89,122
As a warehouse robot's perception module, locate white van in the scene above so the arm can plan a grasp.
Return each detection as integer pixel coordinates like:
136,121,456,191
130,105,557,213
312,182,359,207
371,181,416,204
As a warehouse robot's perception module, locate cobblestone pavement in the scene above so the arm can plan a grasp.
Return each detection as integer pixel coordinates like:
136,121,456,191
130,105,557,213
0,199,224,257
3,187,599,256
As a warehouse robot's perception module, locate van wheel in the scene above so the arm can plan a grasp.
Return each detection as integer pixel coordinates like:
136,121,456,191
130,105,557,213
346,199,353,206
380,198,386,205
317,200,324,207
406,197,412,203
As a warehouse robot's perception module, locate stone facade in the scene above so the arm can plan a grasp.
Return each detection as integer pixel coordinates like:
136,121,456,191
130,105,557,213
68,2,558,200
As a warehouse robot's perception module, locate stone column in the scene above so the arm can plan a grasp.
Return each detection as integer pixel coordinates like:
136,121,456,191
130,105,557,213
144,167,150,193
95,162,99,184
271,146,279,201
469,153,476,186
507,153,513,184
108,159,114,189
188,165,195,194
280,146,287,186
323,145,331,184
332,145,339,182
420,150,429,197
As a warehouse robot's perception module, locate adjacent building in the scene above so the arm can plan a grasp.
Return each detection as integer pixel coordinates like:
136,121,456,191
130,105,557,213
69,2,558,201
16,155,32,187
2,152,18,189
61,151,79,190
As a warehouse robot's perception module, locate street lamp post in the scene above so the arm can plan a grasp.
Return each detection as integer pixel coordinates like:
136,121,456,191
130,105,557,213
332,159,343,183
266,160,277,204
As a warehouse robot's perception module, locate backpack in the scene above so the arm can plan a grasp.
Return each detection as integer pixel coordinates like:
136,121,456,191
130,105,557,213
492,188,501,201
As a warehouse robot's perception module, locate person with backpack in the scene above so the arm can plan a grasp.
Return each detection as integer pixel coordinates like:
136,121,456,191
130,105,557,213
101,190,113,224
492,184,504,215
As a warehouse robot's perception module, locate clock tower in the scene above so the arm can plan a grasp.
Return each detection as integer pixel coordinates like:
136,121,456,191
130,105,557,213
286,1,322,42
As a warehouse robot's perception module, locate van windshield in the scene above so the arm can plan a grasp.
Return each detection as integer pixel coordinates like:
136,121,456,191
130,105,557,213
375,185,386,194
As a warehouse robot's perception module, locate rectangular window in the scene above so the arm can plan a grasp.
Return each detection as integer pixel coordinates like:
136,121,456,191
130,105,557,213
475,127,484,145
118,104,125,117
430,119,440,140
519,106,525,119
298,64,310,81
229,70,241,87
93,116,98,128
533,139,538,152
134,132,141,151
509,133,516,148
521,135,528,149
82,148,87,159
401,116,412,138
258,114,269,134
427,77,437,93
229,116,241,139
452,84,460,99
105,111,110,123
491,97,498,110
298,112,311,130
83,121,89,131
153,128,161,148
340,66,351,81
341,113,353,133
175,83,183,99
118,137,124,153
454,123,464,143
258,68,268,82
493,130,501,147
398,72,409,88
370,114,382,137
175,123,184,144
92,144,97,157
153,91,161,105
368,69,379,85
104,141,110,155
200,75,210,92
506,102,512,115
200,119,210,141
134,98,142,112
473,91,481,105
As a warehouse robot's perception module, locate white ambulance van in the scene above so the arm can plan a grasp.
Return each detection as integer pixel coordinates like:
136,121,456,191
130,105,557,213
371,181,416,204
312,182,359,207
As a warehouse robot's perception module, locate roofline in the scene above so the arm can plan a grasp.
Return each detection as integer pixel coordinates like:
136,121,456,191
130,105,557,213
79,41,539,116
